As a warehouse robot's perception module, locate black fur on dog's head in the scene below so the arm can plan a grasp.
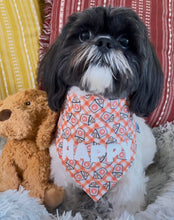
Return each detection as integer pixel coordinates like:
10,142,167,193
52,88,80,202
38,7,163,117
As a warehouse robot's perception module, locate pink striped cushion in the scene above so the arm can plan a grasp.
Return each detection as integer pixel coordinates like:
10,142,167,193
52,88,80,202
40,0,174,127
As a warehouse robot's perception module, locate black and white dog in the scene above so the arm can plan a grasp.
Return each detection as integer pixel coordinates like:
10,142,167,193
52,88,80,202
38,7,163,218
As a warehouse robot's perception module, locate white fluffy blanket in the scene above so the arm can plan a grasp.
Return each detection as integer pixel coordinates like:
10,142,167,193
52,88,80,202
0,122,174,220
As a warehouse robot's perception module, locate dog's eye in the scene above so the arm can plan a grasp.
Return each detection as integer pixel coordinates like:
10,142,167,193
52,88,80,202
119,37,129,49
25,101,31,106
79,31,91,42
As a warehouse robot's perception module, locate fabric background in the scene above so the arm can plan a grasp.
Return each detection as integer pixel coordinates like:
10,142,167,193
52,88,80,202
0,0,43,100
39,0,174,127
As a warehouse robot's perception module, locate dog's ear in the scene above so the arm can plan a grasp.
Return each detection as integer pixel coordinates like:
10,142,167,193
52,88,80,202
37,13,80,112
129,40,164,117
37,37,68,112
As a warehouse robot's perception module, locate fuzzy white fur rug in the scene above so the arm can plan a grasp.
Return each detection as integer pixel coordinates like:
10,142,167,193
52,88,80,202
0,122,174,220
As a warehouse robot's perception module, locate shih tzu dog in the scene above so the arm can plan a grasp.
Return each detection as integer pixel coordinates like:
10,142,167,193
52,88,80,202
38,6,163,219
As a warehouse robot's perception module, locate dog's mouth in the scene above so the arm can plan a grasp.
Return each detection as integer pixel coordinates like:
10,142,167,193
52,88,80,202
70,43,133,97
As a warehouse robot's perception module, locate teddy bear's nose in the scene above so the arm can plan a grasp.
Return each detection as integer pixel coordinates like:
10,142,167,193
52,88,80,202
0,109,12,121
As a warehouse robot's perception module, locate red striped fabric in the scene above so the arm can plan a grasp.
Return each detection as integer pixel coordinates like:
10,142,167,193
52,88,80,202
39,0,53,62
40,0,174,127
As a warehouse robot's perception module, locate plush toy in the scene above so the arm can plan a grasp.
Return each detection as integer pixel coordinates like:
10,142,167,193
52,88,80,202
0,89,64,208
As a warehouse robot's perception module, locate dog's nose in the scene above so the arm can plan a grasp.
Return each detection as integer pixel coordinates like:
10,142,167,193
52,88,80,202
0,109,12,121
95,37,114,52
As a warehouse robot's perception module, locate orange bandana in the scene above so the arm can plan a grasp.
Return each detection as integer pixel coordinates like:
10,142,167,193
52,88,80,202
55,87,137,201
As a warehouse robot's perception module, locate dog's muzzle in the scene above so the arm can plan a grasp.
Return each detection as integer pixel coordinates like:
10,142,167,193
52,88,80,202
72,35,134,96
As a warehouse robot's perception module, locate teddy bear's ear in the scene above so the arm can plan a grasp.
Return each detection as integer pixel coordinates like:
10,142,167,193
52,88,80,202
36,107,59,150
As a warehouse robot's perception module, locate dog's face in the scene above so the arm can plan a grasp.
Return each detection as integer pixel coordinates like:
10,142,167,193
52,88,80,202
38,7,163,117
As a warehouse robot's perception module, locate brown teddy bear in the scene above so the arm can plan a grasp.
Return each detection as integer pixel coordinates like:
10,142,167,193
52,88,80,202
0,89,64,208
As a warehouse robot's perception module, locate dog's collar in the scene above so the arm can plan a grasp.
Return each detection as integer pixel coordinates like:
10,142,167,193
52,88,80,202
55,87,137,201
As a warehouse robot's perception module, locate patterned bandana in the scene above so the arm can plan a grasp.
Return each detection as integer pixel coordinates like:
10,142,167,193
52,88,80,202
55,87,137,201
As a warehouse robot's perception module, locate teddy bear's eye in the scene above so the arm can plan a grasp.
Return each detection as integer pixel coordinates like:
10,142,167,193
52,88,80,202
25,101,31,106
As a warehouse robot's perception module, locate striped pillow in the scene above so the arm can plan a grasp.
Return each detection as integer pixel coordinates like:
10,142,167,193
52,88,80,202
0,0,42,100
40,0,174,127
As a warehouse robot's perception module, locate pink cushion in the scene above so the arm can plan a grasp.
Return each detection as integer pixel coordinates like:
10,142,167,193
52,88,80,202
39,0,174,127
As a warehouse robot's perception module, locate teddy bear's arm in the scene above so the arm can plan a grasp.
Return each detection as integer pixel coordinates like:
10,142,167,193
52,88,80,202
22,150,50,201
0,142,21,191
22,149,64,208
